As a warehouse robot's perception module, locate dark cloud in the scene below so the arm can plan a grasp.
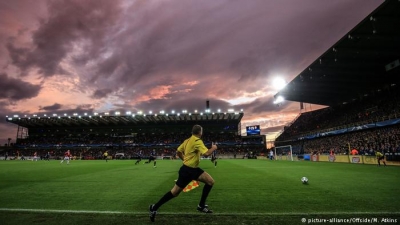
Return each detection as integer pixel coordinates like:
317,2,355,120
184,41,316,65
0,73,41,101
91,89,113,99
73,0,381,116
6,0,122,77
39,103,62,111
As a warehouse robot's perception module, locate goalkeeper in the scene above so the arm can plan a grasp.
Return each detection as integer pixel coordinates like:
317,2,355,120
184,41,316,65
376,151,386,167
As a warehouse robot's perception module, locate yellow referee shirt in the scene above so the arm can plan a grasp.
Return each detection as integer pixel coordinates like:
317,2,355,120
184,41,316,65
104,152,108,157
177,135,208,168
375,152,383,158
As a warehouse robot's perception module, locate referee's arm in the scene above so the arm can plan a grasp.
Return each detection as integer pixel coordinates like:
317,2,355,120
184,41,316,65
200,142,217,157
177,143,185,160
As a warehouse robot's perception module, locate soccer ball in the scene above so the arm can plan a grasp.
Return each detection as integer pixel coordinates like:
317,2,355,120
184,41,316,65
301,177,308,184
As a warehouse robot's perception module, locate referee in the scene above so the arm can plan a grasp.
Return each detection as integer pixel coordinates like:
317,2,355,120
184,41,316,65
149,125,217,222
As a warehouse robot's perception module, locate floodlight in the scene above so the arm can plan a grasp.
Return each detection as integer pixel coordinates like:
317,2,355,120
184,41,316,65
273,96,285,104
273,77,287,91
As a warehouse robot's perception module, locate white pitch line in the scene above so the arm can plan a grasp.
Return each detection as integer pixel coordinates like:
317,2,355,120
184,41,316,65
0,208,399,216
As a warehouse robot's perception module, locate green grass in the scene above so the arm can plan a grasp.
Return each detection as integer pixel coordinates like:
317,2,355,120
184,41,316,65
0,159,399,225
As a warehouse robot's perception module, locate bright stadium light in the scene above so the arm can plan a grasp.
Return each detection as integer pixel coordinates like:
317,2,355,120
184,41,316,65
217,109,221,112
240,109,243,112
172,110,175,114
194,110,198,113
73,113,78,116
44,114,47,117
227,109,234,112
64,113,67,116
200,112,203,115
115,112,120,115
84,113,87,116
273,96,285,104
137,111,142,115
177,113,180,116
126,111,131,115
160,110,165,114
53,114,57,116
273,77,287,91
149,111,152,114
13,115,19,118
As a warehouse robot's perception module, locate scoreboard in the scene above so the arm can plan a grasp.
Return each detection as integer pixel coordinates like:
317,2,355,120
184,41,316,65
246,125,260,136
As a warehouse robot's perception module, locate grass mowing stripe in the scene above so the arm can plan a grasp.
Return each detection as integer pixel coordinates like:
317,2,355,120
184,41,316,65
1,208,399,216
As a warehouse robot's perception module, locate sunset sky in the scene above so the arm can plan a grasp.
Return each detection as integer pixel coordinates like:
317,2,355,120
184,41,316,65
0,0,383,145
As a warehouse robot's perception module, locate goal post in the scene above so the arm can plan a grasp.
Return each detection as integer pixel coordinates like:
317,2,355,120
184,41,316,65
274,145,293,161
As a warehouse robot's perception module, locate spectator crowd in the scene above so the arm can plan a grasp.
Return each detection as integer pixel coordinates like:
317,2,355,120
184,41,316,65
278,86,400,141
279,124,400,156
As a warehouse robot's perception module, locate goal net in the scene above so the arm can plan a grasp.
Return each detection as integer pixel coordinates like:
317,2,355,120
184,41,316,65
274,145,294,161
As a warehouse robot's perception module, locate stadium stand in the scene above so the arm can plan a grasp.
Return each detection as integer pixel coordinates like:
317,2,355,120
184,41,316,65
4,112,266,160
274,0,400,163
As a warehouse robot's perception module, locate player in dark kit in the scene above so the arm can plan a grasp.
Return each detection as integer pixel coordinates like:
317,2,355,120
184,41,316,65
145,149,157,168
135,150,143,165
45,152,50,161
211,149,217,168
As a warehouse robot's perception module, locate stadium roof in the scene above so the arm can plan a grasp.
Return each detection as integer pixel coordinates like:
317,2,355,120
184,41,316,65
275,0,400,106
6,112,243,128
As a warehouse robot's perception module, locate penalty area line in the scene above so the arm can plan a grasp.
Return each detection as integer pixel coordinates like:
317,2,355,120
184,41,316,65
0,208,399,216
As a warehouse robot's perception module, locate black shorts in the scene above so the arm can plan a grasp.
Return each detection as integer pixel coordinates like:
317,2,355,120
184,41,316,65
378,156,384,161
176,165,204,189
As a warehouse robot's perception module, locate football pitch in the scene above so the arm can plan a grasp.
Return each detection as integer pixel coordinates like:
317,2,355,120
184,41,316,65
0,159,399,225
